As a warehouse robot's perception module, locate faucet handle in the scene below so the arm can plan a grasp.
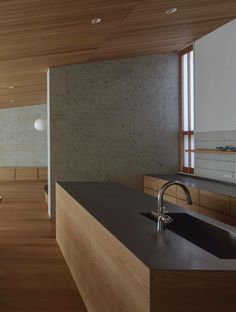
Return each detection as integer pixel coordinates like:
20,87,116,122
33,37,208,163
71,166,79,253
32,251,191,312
159,213,173,224
162,207,168,214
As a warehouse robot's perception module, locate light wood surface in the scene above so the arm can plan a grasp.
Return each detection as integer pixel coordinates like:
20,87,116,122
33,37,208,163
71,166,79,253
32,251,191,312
199,190,230,215
177,199,200,213
45,191,48,205
0,168,15,180
158,179,177,197
144,175,159,191
0,0,235,108
195,148,236,154
0,181,46,202
144,187,158,197
0,167,47,181
0,167,47,202
15,168,38,181
177,185,199,205
38,168,48,181
56,184,149,312
0,201,86,311
164,194,177,204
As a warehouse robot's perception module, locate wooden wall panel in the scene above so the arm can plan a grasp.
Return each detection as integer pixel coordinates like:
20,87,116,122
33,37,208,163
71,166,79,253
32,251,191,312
0,0,235,108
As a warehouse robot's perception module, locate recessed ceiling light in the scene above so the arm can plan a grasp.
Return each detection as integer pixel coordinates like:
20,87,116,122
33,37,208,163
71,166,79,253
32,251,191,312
91,17,102,24
166,8,178,14
8,85,14,89
10,99,15,103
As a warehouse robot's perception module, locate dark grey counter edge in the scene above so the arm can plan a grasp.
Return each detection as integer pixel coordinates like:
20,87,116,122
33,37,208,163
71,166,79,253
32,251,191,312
57,181,236,272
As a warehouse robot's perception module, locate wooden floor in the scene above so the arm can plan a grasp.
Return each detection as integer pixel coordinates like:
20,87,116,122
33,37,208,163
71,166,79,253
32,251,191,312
0,201,87,312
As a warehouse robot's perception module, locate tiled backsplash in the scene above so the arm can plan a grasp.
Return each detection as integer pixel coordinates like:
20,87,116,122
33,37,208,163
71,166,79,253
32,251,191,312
195,130,236,183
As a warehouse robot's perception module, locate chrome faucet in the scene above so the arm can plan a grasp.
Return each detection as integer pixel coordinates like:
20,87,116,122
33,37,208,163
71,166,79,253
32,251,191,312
152,181,193,232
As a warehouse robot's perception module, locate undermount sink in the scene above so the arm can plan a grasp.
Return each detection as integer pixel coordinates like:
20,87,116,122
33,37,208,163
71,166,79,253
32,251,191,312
142,212,236,259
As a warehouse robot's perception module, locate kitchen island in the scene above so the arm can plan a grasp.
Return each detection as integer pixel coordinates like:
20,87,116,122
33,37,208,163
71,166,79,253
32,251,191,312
56,181,236,312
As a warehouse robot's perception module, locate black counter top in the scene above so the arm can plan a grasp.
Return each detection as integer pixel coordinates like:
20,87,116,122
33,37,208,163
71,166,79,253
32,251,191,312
147,173,236,197
58,181,236,271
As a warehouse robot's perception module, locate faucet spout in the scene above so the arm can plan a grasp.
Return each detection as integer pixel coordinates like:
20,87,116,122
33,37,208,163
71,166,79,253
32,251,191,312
154,180,193,232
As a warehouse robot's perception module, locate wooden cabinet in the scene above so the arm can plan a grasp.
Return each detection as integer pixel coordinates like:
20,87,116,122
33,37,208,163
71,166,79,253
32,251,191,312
176,199,200,213
164,195,176,204
230,197,236,217
199,190,230,215
144,177,177,205
158,179,176,197
199,207,230,224
144,187,158,198
143,175,159,192
177,186,199,205
143,175,236,226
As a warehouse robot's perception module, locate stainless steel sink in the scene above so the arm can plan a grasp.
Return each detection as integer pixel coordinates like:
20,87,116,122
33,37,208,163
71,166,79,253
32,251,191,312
142,212,236,259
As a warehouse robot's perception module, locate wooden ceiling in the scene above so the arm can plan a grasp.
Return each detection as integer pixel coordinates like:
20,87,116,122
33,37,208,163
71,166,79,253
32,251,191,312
0,0,236,109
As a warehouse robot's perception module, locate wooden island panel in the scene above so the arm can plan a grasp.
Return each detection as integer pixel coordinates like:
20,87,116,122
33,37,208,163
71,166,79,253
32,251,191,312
56,184,149,312
56,182,236,312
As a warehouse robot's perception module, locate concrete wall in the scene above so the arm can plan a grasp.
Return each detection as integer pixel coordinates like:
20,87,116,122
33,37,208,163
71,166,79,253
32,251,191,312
195,19,236,132
0,104,47,166
49,53,179,217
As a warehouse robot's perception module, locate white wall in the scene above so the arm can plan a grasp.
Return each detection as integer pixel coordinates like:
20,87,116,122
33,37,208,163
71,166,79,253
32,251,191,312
195,19,236,132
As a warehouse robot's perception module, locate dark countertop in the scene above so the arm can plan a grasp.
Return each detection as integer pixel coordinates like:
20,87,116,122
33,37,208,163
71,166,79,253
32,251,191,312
147,173,236,197
58,181,236,271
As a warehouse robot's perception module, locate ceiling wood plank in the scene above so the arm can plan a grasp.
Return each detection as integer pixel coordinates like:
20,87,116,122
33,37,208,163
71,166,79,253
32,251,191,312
0,0,235,108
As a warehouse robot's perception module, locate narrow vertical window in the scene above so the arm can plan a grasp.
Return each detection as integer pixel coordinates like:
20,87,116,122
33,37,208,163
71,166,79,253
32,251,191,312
180,46,194,174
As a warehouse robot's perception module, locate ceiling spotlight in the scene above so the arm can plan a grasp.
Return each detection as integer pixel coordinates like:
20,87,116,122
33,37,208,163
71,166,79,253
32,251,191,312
166,8,178,14
8,85,14,89
91,17,102,24
10,99,15,103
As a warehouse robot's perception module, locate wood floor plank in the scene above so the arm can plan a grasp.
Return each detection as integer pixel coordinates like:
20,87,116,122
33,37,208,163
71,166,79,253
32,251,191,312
0,201,87,312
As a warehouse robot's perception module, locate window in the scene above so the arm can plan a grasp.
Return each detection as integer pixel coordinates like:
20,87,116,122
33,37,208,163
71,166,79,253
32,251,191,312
180,45,194,174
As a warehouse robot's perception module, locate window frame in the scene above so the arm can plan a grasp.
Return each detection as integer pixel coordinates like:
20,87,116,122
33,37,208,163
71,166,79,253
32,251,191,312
179,45,194,174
